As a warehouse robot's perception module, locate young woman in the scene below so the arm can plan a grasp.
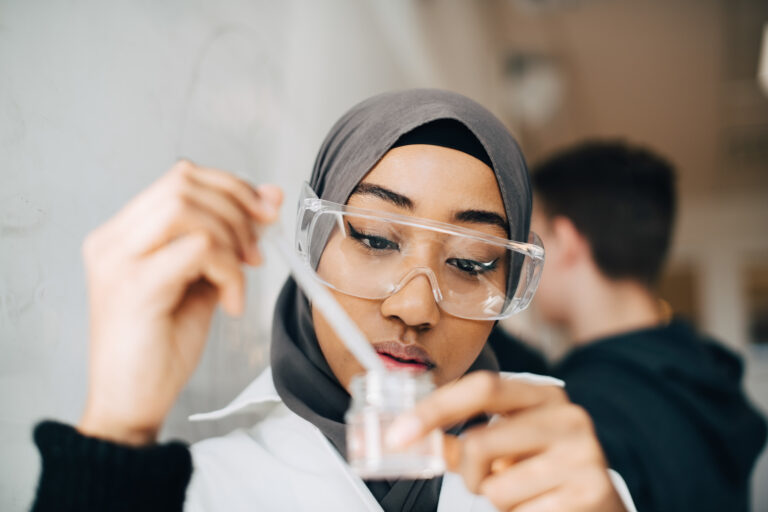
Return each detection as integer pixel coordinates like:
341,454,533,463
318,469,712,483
32,90,633,511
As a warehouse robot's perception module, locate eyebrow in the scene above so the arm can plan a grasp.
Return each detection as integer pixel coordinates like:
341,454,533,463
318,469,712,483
351,182,508,232
351,183,413,209
454,210,509,232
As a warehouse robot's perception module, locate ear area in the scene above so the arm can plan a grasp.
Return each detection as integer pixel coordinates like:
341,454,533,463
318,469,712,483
550,216,591,267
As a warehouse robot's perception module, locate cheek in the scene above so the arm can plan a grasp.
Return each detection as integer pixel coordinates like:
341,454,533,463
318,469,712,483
429,318,494,385
312,292,381,390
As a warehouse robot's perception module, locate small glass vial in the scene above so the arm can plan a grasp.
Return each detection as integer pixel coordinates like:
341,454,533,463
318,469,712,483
346,370,445,479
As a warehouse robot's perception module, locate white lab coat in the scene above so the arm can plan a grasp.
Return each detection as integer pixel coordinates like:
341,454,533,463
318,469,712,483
184,368,637,512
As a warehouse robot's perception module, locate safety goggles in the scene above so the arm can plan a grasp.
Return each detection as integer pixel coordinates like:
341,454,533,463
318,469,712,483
295,183,544,320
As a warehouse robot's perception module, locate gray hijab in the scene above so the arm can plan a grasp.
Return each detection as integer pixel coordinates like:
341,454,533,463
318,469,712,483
271,89,531,512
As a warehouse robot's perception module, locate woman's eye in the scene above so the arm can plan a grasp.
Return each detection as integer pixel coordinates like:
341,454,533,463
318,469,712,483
448,257,497,275
347,222,399,251
364,235,397,250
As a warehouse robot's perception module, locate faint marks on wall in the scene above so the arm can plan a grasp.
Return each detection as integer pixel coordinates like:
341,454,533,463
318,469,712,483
174,21,290,359
0,262,60,357
0,193,48,327
0,95,26,151
0,192,58,351
0,193,46,237
0,275,45,330
175,24,291,180
164,22,292,442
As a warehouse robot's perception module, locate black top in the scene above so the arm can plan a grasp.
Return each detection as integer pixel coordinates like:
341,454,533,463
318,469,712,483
490,319,767,512
32,320,766,512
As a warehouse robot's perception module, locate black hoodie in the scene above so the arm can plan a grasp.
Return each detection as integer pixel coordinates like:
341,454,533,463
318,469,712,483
490,320,767,512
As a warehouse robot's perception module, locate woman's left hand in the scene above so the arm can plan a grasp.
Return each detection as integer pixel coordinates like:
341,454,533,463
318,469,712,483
386,371,627,512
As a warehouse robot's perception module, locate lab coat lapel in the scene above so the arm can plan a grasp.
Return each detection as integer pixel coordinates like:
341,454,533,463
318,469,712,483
188,368,551,512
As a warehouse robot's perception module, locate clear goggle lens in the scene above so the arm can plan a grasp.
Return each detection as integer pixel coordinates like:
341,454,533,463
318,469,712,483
296,184,544,321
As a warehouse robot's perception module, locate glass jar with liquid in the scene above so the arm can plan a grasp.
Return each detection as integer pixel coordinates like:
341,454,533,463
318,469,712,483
345,370,445,479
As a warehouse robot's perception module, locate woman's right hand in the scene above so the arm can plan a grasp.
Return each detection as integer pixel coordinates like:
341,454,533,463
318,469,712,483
77,160,282,446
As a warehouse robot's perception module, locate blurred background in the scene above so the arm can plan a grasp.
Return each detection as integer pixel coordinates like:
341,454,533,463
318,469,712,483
1,0,766,509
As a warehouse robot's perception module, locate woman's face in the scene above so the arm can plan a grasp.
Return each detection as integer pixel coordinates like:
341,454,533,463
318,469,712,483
312,144,508,389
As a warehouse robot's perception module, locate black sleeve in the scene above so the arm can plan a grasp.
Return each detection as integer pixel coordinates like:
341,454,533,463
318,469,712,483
31,421,193,512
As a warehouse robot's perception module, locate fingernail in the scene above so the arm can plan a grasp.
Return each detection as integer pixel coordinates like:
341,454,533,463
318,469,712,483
385,414,422,450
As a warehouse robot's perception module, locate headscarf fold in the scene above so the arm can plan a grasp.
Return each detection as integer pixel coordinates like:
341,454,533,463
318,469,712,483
271,89,531,512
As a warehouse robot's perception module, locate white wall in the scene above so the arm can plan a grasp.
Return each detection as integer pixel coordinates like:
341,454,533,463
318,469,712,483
0,1,442,509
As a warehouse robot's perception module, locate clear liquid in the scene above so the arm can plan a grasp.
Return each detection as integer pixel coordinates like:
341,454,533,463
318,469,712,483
346,409,445,480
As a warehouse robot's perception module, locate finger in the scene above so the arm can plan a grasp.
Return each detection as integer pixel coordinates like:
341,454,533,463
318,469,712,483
144,231,245,316
180,162,282,222
386,371,566,449
175,279,219,327
92,168,248,262
508,490,567,512
91,162,282,266
508,469,621,512
461,403,600,492
114,184,248,263
255,183,283,212
454,415,556,493
178,179,257,263
144,199,243,258
182,180,283,265
443,434,519,481
478,451,566,511
118,168,257,263
172,279,220,373
83,176,174,260
443,434,461,472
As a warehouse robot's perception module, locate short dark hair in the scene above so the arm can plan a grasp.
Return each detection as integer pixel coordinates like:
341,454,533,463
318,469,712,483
532,140,676,285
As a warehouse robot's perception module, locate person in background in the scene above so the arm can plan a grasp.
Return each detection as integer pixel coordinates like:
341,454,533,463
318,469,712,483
489,141,767,512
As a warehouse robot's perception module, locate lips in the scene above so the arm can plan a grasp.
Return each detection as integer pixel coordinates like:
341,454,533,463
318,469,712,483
372,341,435,372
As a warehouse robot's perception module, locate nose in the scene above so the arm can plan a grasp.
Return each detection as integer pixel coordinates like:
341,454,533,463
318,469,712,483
380,272,440,329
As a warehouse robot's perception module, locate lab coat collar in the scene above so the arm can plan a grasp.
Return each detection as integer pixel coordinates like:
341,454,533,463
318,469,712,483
189,367,565,423
188,367,281,422
186,369,636,512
